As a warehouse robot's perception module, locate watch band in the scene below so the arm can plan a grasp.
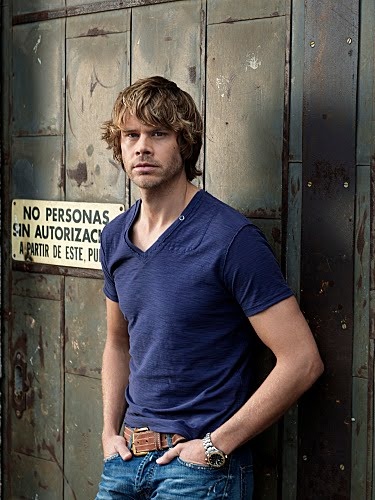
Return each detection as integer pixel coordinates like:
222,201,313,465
202,432,228,468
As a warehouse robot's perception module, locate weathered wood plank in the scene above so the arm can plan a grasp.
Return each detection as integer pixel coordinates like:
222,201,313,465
66,21,130,204
206,16,287,217
207,0,287,25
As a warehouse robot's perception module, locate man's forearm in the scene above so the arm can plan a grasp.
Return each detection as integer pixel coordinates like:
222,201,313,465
211,352,323,455
101,341,129,436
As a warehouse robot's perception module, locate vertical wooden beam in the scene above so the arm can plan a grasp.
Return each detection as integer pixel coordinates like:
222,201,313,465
299,1,358,497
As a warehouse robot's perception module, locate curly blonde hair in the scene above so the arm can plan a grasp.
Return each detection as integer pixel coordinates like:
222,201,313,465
102,76,203,181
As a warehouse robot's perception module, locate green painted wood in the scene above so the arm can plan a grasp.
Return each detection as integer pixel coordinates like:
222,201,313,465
351,376,369,500
67,8,130,38
131,0,204,204
8,452,63,499
353,164,370,379
66,19,130,203
10,296,63,462
65,277,106,379
356,0,375,165
207,0,287,25
12,136,63,200
13,20,64,136
64,373,103,500
282,162,302,500
13,0,64,16
12,272,61,300
289,0,304,162
206,15,287,217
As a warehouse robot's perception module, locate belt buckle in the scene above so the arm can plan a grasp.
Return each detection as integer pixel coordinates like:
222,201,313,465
131,427,149,457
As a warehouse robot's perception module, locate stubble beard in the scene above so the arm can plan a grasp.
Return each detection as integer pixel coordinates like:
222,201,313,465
127,154,185,190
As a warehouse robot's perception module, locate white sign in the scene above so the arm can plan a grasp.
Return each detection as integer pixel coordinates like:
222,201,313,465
12,199,124,270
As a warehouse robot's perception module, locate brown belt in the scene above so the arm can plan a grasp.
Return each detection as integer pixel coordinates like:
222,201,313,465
124,426,186,456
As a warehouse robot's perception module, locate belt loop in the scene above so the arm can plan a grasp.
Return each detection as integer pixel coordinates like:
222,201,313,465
166,434,173,448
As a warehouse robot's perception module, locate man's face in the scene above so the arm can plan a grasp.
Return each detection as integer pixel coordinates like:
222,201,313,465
120,114,184,190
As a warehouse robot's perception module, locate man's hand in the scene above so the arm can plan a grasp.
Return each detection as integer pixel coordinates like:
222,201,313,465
102,433,132,461
156,439,206,466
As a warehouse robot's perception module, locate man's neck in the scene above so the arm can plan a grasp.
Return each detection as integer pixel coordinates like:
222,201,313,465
138,177,199,230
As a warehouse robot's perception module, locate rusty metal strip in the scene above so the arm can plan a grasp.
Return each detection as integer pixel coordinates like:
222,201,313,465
13,0,176,26
299,0,359,497
12,261,103,280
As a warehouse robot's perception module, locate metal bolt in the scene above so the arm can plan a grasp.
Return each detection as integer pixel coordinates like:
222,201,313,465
303,455,308,461
340,464,345,470
310,41,315,48
307,181,313,188
347,38,352,45
351,417,356,422
16,352,21,360
343,181,349,188
341,322,347,330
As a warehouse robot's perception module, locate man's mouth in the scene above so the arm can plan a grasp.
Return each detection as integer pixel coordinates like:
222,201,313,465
132,162,158,173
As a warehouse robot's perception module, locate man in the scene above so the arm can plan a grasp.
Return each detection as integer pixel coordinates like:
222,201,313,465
96,76,323,499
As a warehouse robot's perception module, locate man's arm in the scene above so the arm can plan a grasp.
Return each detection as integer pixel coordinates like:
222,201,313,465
157,295,324,464
101,298,132,460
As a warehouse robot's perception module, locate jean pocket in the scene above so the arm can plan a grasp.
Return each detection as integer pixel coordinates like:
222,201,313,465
177,457,217,471
103,452,120,463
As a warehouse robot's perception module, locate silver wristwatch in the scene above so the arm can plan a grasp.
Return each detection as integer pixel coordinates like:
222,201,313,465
202,432,228,468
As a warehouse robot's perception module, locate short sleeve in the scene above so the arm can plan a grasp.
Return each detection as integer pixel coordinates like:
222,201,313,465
223,224,293,317
100,234,119,302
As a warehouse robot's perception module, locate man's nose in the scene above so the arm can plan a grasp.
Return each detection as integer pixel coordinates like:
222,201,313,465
136,135,152,155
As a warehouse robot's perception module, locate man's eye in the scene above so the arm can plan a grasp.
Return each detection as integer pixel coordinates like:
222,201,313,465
153,131,165,137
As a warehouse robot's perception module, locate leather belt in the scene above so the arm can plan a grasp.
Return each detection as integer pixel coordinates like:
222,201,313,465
124,426,186,456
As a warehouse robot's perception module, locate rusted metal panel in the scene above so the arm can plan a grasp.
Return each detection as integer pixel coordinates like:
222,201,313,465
254,219,282,262
64,373,103,500
12,136,63,200
13,0,63,16
356,0,375,165
206,15,287,217
10,295,62,462
66,16,130,203
131,0,204,204
65,277,106,379
13,20,64,136
299,1,358,497
8,452,63,499
12,271,61,300
207,0,287,25
353,164,370,379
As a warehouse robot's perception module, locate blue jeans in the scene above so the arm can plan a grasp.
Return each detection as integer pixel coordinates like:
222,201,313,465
96,443,253,499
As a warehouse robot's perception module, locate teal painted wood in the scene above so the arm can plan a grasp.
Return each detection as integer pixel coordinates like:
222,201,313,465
12,272,61,300
289,0,304,162
130,0,204,204
353,164,370,380
282,162,302,500
12,20,64,136
65,277,106,379
207,0,287,25
65,13,130,204
356,0,375,165
206,14,287,217
13,0,64,16
64,374,103,500
12,136,64,201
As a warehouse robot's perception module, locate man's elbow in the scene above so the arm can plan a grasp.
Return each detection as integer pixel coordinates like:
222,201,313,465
305,350,324,386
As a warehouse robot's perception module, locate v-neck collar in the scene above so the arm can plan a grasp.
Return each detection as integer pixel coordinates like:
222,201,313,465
124,189,204,258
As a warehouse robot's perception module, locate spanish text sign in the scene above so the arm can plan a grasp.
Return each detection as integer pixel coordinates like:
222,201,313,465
12,199,124,269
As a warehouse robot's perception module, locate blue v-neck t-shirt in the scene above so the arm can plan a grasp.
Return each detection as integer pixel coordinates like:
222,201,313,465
100,190,293,439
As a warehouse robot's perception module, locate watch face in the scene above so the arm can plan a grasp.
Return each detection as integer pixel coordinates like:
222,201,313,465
208,451,226,468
